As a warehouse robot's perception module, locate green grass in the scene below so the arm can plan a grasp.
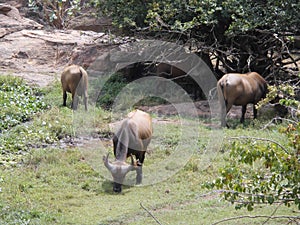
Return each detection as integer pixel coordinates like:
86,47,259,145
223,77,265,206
0,75,298,224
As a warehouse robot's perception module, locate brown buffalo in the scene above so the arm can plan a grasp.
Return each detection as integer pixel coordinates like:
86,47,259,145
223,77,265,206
103,109,153,193
61,65,88,110
217,72,267,127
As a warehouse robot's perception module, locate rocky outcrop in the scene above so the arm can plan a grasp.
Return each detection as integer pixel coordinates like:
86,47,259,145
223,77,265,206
0,3,42,37
0,4,132,87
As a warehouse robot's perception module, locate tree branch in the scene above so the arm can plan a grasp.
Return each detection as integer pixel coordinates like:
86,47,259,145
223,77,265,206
227,136,290,154
262,117,298,130
140,202,163,225
262,203,283,225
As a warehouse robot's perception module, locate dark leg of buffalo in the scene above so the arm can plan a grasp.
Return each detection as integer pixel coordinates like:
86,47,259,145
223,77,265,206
136,165,143,185
240,105,247,123
63,91,67,106
253,105,257,119
113,182,122,193
220,100,228,127
72,94,79,110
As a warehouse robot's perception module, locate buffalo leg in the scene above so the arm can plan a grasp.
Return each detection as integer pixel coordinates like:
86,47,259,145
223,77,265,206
220,100,228,127
136,152,145,184
72,93,79,110
136,165,143,185
63,91,67,106
253,105,257,119
222,100,232,127
240,105,247,123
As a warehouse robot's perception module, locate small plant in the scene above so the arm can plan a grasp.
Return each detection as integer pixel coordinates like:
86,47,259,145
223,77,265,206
0,76,47,132
28,0,84,28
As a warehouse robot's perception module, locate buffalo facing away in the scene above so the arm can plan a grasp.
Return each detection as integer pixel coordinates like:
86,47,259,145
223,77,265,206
103,109,153,193
61,64,88,110
217,72,267,127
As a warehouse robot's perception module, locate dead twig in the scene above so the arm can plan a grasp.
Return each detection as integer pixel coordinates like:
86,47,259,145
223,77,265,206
262,117,298,130
140,202,163,225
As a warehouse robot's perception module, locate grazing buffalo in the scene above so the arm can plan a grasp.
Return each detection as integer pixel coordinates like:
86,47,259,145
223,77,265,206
61,64,88,110
103,109,153,193
217,72,267,127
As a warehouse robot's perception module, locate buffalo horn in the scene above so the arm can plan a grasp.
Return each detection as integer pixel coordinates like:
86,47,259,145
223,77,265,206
103,153,114,170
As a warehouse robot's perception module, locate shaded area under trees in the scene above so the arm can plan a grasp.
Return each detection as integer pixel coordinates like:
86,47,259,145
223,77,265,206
97,0,300,84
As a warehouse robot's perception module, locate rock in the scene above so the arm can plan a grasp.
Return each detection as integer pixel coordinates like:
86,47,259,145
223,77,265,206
0,4,43,38
67,16,112,33
0,4,140,87
0,5,120,87
0,4,21,20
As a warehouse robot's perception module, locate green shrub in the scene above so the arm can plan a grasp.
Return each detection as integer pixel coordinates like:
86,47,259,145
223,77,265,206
96,73,127,109
205,123,300,211
0,76,47,132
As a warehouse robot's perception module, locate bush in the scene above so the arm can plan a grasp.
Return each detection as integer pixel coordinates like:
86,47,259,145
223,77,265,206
257,81,300,122
28,0,87,28
0,76,47,132
96,73,127,109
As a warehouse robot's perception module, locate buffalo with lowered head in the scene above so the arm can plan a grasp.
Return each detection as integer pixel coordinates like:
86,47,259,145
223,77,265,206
217,72,267,127
61,64,88,110
103,109,153,193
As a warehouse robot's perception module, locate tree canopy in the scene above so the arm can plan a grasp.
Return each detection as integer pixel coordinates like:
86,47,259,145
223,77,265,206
97,0,300,81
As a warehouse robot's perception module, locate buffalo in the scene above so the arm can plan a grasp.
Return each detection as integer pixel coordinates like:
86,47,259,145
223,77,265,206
61,64,88,110
217,72,267,127
103,109,153,193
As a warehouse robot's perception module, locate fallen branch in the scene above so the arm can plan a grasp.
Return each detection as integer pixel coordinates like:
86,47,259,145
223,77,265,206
212,215,300,225
140,202,163,225
262,203,283,225
262,117,298,130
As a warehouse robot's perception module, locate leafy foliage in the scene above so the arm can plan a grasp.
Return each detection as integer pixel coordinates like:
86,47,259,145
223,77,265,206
257,80,300,122
96,73,127,109
98,0,299,37
28,0,86,28
0,76,47,131
97,0,300,80
205,124,300,211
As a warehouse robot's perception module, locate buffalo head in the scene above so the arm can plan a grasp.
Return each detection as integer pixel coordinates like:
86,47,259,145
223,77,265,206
103,153,137,193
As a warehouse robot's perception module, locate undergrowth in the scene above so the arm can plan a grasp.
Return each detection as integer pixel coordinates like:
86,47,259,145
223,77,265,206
0,76,47,131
